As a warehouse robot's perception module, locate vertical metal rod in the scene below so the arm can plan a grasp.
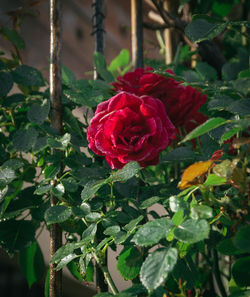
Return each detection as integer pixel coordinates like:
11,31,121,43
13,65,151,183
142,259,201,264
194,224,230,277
92,0,105,79
49,1,62,297
92,0,108,293
131,0,144,68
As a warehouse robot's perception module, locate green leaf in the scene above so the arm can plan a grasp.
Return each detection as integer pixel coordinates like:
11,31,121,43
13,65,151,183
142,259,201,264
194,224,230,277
181,118,228,143
0,220,36,253
33,137,48,153
124,215,144,232
67,260,83,281
220,127,241,143
114,231,129,244
0,71,13,96
232,78,250,96
190,205,213,219
208,95,234,111
227,99,250,116
0,167,16,187
204,174,226,186
222,63,245,81
116,284,147,297
96,237,111,251
233,226,250,253
18,241,45,288
169,196,188,213
34,184,52,195
133,218,173,247
64,81,106,108
62,65,76,86
12,127,38,152
81,179,107,201
216,238,243,255
28,99,50,125
212,1,233,17
50,243,75,264
238,69,250,78
232,257,250,287
72,203,91,218
174,219,209,244
82,223,97,240
185,19,228,43
196,62,218,81
110,162,141,182
63,107,82,136
56,253,78,271
183,70,201,83
2,159,23,170
51,183,65,198
140,247,178,292
108,49,130,75
44,205,72,225
93,52,114,82
85,260,94,282
44,164,60,180
117,246,143,280
104,225,120,236
172,209,184,226
140,196,161,209
162,147,195,162
172,258,198,290
61,177,78,193
12,65,45,86
2,93,25,107
85,212,102,223
1,26,25,49
228,290,250,297
47,133,71,150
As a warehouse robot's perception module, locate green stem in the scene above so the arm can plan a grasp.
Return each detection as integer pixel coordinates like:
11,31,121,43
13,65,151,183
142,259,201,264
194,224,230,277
213,249,227,297
92,252,119,295
109,182,115,209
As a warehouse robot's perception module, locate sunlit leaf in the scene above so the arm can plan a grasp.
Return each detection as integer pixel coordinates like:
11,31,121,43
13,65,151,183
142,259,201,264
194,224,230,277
140,247,178,292
178,160,212,190
117,246,143,280
181,118,228,143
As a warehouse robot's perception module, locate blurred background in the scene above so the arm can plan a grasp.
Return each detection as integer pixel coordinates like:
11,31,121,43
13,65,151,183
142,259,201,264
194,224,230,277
0,0,162,79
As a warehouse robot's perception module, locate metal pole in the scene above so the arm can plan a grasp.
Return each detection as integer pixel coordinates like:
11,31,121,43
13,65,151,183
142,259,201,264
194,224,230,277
92,0,105,79
131,0,144,68
49,1,62,296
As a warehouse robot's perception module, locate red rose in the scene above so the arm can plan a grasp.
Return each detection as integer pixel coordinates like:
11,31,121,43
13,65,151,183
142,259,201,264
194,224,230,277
112,68,207,129
87,92,175,169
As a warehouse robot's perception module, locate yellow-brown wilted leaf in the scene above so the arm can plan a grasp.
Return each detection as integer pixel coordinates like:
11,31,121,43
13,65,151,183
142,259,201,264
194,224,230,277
178,160,213,190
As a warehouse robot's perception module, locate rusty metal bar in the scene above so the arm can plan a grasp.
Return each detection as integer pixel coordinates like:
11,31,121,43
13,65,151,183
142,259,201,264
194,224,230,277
131,0,144,68
49,0,63,297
